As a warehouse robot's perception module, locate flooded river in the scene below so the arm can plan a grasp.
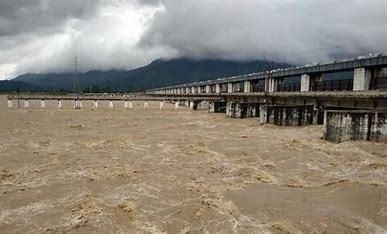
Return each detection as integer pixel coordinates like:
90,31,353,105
0,96,386,233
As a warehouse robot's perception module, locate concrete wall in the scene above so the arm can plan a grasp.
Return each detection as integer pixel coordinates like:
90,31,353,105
324,110,387,143
353,68,371,91
266,105,315,126
301,74,310,92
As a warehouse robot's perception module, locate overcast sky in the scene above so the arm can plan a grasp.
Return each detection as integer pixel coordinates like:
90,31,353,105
0,0,386,79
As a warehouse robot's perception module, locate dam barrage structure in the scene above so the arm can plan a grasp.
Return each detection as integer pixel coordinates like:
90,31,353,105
7,55,387,143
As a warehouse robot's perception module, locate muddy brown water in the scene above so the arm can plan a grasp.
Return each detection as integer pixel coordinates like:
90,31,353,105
0,96,386,233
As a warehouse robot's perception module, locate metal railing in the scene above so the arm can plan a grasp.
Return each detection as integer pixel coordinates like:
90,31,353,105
251,85,265,92
311,79,353,91
370,77,387,90
277,83,301,92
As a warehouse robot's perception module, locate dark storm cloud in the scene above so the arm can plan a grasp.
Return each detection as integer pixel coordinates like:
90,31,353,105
0,0,103,36
140,0,387,64
0,0,386,79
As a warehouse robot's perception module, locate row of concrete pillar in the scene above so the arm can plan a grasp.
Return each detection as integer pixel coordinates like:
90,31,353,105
7,100,177,111
161,82,253,95
158,67,384,94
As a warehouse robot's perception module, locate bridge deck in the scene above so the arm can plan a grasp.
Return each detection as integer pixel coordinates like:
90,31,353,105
152,55,387,89
149,91,387,99
8,91,387,101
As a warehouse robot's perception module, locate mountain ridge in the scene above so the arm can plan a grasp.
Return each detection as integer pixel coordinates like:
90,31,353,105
8,58,291,92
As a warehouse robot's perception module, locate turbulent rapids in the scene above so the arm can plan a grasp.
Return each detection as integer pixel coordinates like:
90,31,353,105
0,96,386,232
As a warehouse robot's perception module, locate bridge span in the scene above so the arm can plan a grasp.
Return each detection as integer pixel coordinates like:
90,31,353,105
145,55,387,143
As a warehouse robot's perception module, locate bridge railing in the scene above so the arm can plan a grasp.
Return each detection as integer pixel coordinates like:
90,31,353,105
277,83,301,92
311,79,353,91
371,77,387,90
251,85,265,92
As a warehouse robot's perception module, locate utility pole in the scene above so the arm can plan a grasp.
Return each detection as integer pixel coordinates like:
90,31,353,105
73,56,80,95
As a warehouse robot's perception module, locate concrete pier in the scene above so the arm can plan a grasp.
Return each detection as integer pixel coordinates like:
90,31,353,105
58,100,62,109
324,110,387,143
259,105,268,124
74,100,82,109
109,100,114,109
175,101,179,110
124,100,128,110
94,100,98,110
41,100,46,109
24,100,29,109
144,101,149,110
7,100,12,109
159,101,164,110
244,81,251,93
215,84,220,93
301,74,310,92
353,68,371,91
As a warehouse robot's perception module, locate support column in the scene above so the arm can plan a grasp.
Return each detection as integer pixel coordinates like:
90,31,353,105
7,100,12,109
74,100,78,109
41,100,46,109
208,102,215,113
273,79,278,92
159,101,164,110
189,101,194,109
353,67,371,91
58,100,62,109
79,100,82,109
244,81,251,93
271,78,276,92
124,100,128,110
301,74,310,91
24,100,29,109
93,100,98,110
259,105,267,124
109,100,114,110
206,85,210,93
175,101,179,110
144,101,149,110
228,83,233,93
215,84,220,93
128,101,133,110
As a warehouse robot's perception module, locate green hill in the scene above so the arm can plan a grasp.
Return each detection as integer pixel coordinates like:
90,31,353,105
10,58,291,92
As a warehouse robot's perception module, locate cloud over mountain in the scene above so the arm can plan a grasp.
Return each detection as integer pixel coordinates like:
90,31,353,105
0,0,386,79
